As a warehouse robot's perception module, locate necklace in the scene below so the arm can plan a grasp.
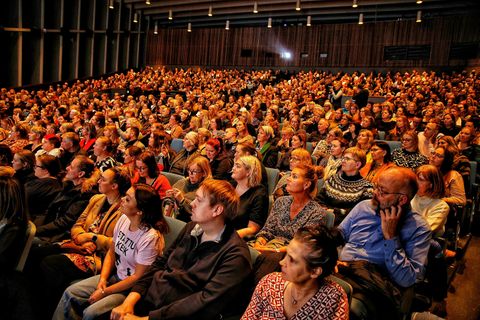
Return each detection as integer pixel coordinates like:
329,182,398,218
290,283,299,305
289,282,316,306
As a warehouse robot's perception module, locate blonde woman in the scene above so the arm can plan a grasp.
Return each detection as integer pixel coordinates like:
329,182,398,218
232,155,269,239
256,125,278,168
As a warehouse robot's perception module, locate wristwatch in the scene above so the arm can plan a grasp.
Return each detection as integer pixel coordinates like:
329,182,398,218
92,234,98,243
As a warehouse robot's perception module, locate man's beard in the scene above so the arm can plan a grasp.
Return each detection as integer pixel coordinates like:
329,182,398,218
371,194,402,212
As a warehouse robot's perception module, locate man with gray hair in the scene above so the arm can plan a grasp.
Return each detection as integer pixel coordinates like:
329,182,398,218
167,131,199,176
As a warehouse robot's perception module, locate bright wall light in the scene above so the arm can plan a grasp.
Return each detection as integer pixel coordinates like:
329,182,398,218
281,51,292,60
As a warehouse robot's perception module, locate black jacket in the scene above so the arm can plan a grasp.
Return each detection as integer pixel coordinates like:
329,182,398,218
35,181,98,243
133,222,253,320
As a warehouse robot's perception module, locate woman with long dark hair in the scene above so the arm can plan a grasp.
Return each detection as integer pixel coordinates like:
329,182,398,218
54,184,168,320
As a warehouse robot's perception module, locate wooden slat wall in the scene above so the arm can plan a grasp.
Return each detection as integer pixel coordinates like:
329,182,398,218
146,15,480,69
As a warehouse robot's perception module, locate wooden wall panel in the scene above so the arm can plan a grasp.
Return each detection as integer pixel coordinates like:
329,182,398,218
146,15,480,69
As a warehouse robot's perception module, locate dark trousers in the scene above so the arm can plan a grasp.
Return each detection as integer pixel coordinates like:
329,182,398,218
35,254,92,320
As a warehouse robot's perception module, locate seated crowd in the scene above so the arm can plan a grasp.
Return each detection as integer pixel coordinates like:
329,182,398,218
0,67,479,320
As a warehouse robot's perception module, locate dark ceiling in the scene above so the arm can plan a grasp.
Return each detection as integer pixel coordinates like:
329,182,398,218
125,0,480,28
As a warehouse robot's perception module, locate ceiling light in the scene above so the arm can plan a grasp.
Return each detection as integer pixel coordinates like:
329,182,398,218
108,0,114,9
307,15,311,27
296,0,301,11
133,12,138,23
253,2,258,13
168,9,173,20
268,17,272,28
416,0,423,3
358,13,364,24
188,22,192,32
225,20,230,30
146,0,151,4
208,5,213,17
416,10,422,22
154,21,158,34
352,0,358,8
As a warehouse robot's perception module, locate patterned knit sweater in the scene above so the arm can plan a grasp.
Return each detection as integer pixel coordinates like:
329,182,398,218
318,172,373,214
392,148,428,170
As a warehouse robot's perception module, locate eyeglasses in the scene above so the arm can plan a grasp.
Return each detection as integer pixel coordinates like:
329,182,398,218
289,156,301,162
188,169,203,175
341,156,357,162
373,183,406,197
401,138,413,142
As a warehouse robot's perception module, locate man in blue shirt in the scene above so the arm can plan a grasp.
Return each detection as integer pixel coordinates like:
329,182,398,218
337,167,431,320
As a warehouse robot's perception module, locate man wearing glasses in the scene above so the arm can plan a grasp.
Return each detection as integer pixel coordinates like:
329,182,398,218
337,167,431,320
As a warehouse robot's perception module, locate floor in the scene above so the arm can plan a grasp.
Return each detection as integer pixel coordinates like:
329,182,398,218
446,236,480,320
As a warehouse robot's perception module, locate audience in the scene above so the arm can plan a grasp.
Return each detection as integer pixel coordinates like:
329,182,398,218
0,66,478,319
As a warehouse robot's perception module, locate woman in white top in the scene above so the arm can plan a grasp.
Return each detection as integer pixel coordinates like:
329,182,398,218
411,165,450,238
53,184,169,320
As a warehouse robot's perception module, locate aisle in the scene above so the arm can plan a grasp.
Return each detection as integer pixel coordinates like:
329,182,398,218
446,236,480,319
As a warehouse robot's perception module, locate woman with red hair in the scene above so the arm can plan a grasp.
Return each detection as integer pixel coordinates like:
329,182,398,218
205,138,233,181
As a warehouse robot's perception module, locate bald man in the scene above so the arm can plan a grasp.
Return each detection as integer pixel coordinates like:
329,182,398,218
337,167,431,320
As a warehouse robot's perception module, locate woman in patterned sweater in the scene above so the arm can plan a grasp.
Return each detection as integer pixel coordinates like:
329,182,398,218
242,225,348,320
392,130,429,170
318,147,373,225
